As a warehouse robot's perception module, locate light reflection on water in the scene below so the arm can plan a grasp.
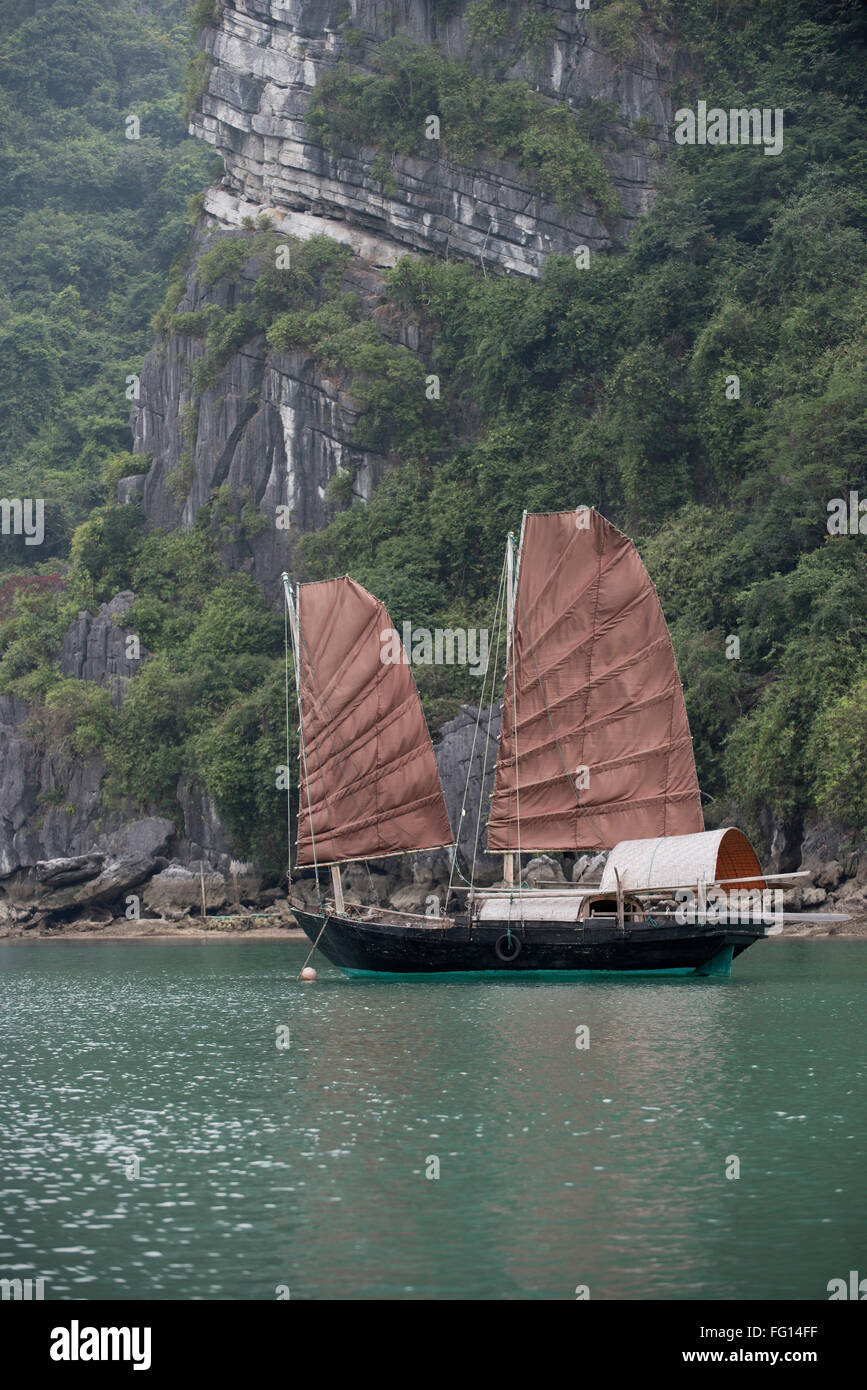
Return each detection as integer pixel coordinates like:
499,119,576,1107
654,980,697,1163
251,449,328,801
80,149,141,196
0,938,864,1300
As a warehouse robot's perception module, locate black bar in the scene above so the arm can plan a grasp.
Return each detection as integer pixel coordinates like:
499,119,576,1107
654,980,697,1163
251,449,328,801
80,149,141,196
8,1299,864,1376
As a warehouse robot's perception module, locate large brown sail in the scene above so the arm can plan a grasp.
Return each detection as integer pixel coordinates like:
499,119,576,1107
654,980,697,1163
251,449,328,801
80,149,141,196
293,577,453,866
487,510,703,852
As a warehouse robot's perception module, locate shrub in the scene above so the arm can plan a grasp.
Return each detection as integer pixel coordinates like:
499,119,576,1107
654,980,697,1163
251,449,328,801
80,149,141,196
195,237,249,290
811,678,867,830
182,50,212,124
308,38,619,215
29,677,115,761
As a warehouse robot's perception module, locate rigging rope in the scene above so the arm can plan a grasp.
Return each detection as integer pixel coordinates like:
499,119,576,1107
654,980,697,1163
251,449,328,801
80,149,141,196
471,560,507,892
446,553,507,910
297,913,330,980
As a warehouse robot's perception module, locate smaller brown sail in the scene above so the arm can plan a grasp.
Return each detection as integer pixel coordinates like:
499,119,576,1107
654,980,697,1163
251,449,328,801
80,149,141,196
487,509,703,852
292,576,453,866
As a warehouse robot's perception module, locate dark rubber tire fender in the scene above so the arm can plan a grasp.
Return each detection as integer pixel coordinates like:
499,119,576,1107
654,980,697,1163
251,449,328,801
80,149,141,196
495,932,521,962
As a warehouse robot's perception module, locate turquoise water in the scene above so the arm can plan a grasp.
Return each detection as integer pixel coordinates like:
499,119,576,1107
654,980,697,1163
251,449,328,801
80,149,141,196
0,937,864,1300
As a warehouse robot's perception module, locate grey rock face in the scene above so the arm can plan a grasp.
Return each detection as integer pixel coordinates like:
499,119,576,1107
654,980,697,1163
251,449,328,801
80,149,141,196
0,692,230,877
0,694,42,877
288,875,326,909
410,849,453,886
799,818,856,873
191,0,679,277
0,693,129,877
143,863,229,916
388,883,435,914
0,6,688,890
577,849,607,885
0,601,162,878
60,591,144,704
342,862,394,904
801,885,828,907
131,233,388,599
524,854,566,884
433,703,501,878
105,817,177,861
35,854,105,888
176,776,234,866
116,475,146,504
36,854,163,918
571,854,590,883
757,803,803,873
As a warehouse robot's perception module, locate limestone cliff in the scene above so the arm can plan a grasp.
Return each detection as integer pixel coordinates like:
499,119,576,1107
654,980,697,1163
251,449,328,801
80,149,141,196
132,227,394,598
131,0,678,594
3,0,680,891
192,0,677,274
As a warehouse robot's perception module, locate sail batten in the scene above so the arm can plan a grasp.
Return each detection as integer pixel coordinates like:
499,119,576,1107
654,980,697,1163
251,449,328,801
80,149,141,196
292,576,453,866
508,650,680,730
487,510,703,852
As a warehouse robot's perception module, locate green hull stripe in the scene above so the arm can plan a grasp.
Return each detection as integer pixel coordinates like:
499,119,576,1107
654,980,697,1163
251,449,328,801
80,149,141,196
342,965,720,980
693,946,735,977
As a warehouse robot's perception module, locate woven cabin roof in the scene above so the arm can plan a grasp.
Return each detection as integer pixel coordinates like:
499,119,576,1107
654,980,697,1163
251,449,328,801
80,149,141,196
600,828,764,893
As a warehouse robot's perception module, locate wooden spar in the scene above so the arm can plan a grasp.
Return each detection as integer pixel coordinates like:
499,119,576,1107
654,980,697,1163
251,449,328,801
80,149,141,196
458,869,812,895
505,528,516,675
774,912,850,923
614,866,625,933
281,572,320,890
330,864,345,915
663,870,811,888
281,574,300,881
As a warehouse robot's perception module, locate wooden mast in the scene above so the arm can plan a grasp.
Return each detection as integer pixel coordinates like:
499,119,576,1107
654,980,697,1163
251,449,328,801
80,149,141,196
281,572,345,914
502,514,527,887
281,573,300,883
504,531,515,886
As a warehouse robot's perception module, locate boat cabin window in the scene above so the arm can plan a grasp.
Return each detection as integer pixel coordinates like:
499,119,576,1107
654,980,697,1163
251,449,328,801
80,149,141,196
585,896,642,919
587,897,617,916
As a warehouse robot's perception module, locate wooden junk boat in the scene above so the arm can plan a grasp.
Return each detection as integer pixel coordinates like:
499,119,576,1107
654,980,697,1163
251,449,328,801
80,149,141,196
283,509,839,976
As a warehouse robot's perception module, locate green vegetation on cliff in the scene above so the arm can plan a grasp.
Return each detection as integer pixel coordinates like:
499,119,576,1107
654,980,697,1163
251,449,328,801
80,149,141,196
0,0,290,864
308,36,620,217
0,524,295,865
301,0,867,843
0,0,216,565
2,0,867,863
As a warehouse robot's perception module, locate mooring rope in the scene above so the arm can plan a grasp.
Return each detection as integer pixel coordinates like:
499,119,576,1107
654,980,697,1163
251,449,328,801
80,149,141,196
297,912,330,980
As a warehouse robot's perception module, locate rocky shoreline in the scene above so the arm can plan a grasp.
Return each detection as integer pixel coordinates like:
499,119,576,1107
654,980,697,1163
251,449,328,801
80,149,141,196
4,811,867,942
0,918,304,941
3,878,861,945
2,916,863,942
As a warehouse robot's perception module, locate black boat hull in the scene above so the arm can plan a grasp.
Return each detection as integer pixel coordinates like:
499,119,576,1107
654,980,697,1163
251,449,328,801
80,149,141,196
291,910,766,976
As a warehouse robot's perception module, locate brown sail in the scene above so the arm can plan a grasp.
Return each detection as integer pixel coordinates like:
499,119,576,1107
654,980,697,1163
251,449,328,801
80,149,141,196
487,510,703,852
294,577,453,866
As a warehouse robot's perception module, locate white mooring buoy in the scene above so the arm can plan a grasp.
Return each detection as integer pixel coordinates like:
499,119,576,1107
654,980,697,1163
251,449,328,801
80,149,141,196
300,966,317,981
